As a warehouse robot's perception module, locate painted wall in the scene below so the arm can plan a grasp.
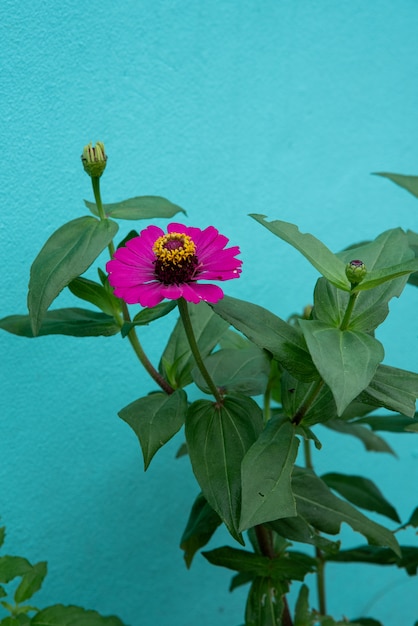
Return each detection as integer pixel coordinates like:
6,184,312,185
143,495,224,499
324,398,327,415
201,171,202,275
1,1,417,624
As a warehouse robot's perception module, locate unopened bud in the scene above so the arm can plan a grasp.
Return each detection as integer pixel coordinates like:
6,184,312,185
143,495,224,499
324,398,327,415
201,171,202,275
345,259,367,285
81,141,107,178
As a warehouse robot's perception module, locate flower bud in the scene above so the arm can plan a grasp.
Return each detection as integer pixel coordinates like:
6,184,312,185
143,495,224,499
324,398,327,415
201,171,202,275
81,141,107,177
345,259,367,285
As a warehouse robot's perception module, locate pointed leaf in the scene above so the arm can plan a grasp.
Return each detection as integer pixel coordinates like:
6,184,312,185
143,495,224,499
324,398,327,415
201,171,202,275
352,259,418,292
239,416,299,531
31,604,127,626
359,365,418,418
121,301,177,337
28,216,118,335
192,346,271,396
85,195,186,220
353,412,418,433
0,309,120,338
281,371,337,426
212,296,318,381
180,493,222,568
321,473,400,523
324,420,395,455
67,277,118,317
185,395,263,541
299,321,384,414
268,515,340,554
0,557,32,584
160,301,229,388
118,390,187,469
250,215,349,290
294,584,310,626
244,576,285,626
292,468,400,555
373,171,418,199
325,544,418,576
14,561,47,604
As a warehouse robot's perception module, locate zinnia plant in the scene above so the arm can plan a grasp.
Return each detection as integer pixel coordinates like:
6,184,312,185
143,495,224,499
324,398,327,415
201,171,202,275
1,142,418,626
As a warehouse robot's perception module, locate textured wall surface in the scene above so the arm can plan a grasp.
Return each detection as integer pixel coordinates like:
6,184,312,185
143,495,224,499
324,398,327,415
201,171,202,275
1,1,417,625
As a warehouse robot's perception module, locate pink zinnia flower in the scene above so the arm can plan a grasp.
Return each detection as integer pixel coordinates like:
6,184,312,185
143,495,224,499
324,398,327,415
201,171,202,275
106,222,242,307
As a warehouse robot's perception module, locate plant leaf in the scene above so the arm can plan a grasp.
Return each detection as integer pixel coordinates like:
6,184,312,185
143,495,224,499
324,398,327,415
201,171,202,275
118,390,187,470
14,561,47,604
121,301,177,337
359,365,418,418
373,171,418,199
239,416,299,531
325,544,418,576
28,216,118,335
268,515,340,554
0,309,120,338
281,372,337,426
67,277,118,317
0,557,32,583
185,395,263,541
299,321,384,415
292,468,400,556
353,412,418,433
85,195,186,220
324,420,396,455
244,576,285,626
212,296,318,381
250,215,349,290
321,473,400,522
180,493,221,568
31,604,127,626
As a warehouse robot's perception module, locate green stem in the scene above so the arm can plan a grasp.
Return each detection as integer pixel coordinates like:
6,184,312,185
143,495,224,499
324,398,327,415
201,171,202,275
339,289,359,331
90,176,174,395
177,297,223,405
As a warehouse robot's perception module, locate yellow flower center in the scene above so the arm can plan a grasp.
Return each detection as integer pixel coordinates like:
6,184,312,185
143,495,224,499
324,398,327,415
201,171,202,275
152,232,199,285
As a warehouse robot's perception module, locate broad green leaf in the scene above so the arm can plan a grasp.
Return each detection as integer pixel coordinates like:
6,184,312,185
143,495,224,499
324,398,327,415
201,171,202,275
118,390,187,470
299,320,384,415
324,420,395,455
85,195,186,220
250,215,349,291
292,468,400,555
352,259,418,292
185,395,263,541
294,584,310,626
31,604,127,626
407,229,418,287
354,412,418,433
0,618,30,626
280,372,337,426
14,561,47,604
401,506,418,530
180,493,222,568
373,171,418,199
28,216,118,335
245,577,285,626
121,301,177,337
212,296,318,381
0,309,120,338
268,515,340,554
202,546,315,581
159,301,229,388
321,473,400,523
359,365,418,418
0,527,4,549
0,557,32,583
67,277,118,317
192,346,271,396
239,416,299,531
325,544,418,576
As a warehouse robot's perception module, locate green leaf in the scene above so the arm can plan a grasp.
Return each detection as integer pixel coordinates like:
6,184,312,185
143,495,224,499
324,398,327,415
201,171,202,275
250,215,349,291
67,277,118,317
325,544,418,576
0,309,120,338
324,420,396,455
159,301,229,388
321,473,400,523
180,493,222,568
239,416,299,531
211,296,318,382
352,259,418,292
118,390,187,470
28,216,118,335
244,576,285,626
31,604,127,626
192,346,271,396
14,561,47,604
202,546,315,581
85,195,186,220
373,171,418,199
280,372,337,426
0,527,5,549
299,321,384,415
185,395,263,541
268,515,340,554
359,365,418,418
292,468,400,556
294,584,310,626
121,301,177,337
0,557,32,583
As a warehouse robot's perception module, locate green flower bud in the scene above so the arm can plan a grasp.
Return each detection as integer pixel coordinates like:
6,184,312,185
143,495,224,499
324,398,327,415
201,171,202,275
81,141,107,177
345,259,367,285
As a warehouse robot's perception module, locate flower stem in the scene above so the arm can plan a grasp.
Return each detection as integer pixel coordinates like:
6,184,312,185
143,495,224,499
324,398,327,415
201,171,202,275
91,176,115,258
177,298,223,405
339,289,359,331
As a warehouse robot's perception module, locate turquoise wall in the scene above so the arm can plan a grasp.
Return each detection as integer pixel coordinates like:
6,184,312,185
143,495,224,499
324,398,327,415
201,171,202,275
1,1,417,624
